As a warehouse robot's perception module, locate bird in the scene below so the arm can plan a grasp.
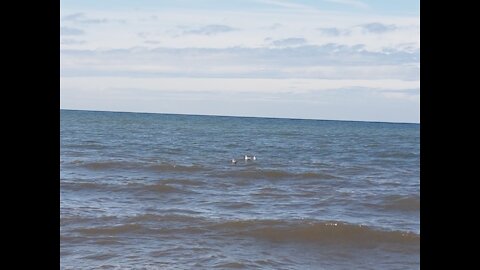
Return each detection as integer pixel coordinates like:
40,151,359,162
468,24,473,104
244,155,257,161
231,159,237,164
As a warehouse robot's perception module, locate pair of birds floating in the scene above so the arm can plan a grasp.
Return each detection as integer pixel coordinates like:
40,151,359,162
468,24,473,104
231,155,256,164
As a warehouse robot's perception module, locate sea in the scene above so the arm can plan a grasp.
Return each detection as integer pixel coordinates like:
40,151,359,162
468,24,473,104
60,109,420,270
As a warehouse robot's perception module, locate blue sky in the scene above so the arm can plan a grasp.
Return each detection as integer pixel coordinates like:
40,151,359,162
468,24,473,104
60,0,419,123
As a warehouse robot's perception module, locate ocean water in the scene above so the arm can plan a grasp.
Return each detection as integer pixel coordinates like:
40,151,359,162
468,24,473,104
60,109,420,269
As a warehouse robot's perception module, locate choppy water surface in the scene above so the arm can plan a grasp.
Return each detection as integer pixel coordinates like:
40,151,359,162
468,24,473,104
60,110,419,269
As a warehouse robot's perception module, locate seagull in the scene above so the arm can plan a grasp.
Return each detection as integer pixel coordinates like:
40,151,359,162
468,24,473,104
231,159,237,164
244,155,257,161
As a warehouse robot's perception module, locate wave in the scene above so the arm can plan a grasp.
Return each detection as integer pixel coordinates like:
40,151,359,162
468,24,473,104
61,213,199,227
75,160,137,171
73,223,147,236
209,219,419,245
219,202,255,209
126,213,200,223
61,181,105,191
217,170,339,181
250,187,287,198
61,215,118,226
161,178,206,186
383,195,420,211
82,253,117,260
375,151,418,159
61,181,183,194
214,262,248,269
127,182,180,194
71,215,206,236
65,214,418,246
93,238,123,246
70,160,208,173
63,143,107,150
144,163,206,173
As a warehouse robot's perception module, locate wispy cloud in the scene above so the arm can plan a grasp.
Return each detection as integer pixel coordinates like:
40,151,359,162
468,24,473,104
60,27,84,36
61,39,86,45
60,45,419,81
256,0,316,10
361,23,397,33
61,13,84,21
269,23,283,30
61,77,419,95
271,37,307,47
381,91,419,101
317,27,345,36
181,24,238,35
61,12,119,24
137,32,150,39
325,0,369,10
144,40,161,45
317,23,398,36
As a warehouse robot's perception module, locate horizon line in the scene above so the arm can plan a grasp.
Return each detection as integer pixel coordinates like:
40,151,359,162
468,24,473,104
60,108,419,125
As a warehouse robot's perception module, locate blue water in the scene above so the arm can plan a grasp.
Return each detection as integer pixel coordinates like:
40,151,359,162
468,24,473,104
60,109,419,269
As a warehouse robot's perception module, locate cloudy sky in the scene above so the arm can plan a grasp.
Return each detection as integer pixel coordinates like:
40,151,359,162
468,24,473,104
60,0,419,123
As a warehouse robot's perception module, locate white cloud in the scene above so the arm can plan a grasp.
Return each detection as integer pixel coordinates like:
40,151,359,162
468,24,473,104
60,45,418,81
61,12,125,25
60,27,84,36
61,77,418,93
61,12,84,21
271,37,307,47
58,8,419,52
59,3,419,122
317,27,343,36
180,24,238,35
360,22,397,33
144,40,161,45
325,0,369,10
255,0,316,11
61,12,105,24
381,91,419,102
61,39,86,45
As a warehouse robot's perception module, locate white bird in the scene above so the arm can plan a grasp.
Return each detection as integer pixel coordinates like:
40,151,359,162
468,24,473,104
231,159,237,164
244,155,256,161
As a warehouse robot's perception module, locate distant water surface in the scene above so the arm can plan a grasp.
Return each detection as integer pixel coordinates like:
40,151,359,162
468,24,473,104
60,109,419,269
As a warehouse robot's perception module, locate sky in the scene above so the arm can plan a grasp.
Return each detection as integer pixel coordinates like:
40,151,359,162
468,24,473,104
60,0,420,123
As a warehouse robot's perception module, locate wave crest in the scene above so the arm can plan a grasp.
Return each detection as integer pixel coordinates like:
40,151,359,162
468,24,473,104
218,170,338,180
211,219,418,245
